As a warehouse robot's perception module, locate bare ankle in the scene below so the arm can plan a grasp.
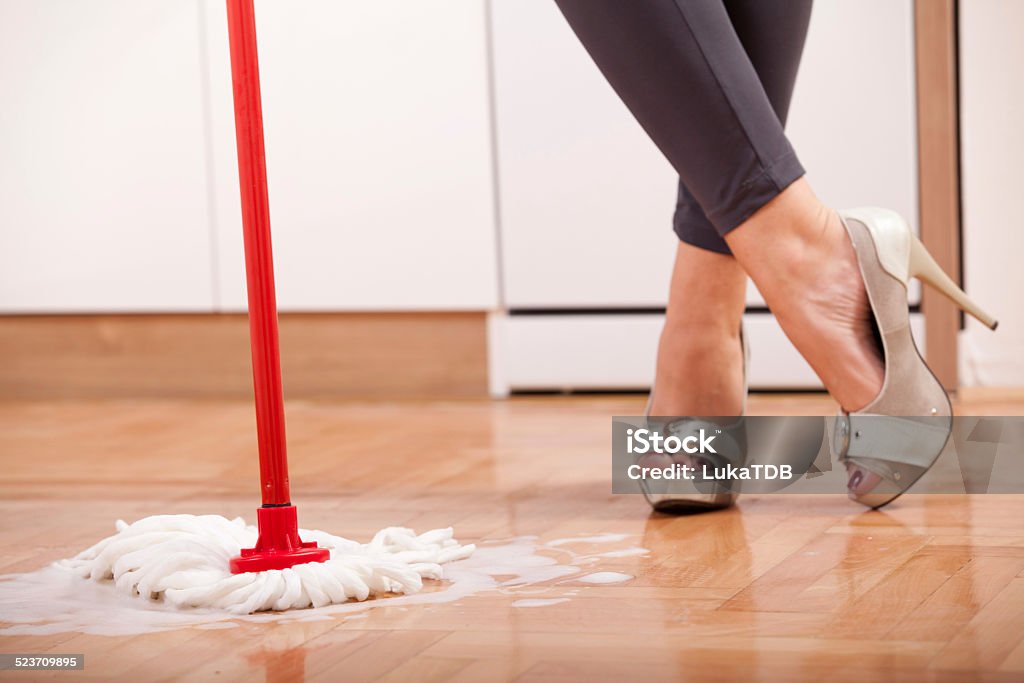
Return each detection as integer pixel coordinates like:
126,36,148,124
652,326,745,417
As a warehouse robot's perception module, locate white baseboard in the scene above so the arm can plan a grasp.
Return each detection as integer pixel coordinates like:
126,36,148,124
488,311,925,395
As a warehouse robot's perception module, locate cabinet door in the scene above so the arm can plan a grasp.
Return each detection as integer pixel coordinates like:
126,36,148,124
490,0,677,309
204,0,499,311
0,1,215,312
492,0,919,309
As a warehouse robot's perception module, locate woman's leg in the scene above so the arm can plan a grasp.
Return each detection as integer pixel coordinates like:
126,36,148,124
554,0,805,233
650,0,812,415
653,242,746,416
673,0,812,255
554,0,883,418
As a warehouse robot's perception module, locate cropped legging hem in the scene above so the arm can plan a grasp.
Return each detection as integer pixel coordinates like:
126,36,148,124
674,151,805,254
554,0,814,258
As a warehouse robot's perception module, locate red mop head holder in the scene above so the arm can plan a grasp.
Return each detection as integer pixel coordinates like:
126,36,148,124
229,505,330,573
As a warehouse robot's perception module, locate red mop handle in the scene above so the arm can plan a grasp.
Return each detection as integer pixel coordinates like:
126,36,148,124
226,0,289,506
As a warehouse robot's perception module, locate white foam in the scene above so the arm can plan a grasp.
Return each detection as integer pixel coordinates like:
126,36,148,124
576,572,633,584
545,534,631,547
512,598,570,608
590,547,650,559
0,566,238,636
0,532,646,635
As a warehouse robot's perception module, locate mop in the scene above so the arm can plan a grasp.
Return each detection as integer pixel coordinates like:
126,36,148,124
60,0,473,614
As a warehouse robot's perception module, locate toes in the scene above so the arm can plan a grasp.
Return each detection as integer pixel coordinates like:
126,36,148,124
846,464,883,496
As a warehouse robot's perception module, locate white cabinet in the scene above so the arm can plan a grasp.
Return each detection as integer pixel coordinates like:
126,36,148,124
491,0,918,310
0,0,499,313
489,0,677,309
203,0,499,311
0,1,215,312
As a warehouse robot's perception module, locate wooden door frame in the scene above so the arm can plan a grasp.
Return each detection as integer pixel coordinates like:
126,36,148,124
915,0,961,390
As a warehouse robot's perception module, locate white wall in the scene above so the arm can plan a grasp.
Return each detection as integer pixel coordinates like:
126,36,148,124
786,0,919,240
959,0,1024,386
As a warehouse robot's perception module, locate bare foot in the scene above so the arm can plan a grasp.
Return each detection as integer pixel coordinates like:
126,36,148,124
725,180,884,413
724,180,886,495
770,208,884,411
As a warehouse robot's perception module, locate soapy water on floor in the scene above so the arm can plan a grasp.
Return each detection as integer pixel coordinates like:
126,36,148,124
0,534,645,636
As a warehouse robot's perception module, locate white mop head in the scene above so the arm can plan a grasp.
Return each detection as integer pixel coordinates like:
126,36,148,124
61,515,474,614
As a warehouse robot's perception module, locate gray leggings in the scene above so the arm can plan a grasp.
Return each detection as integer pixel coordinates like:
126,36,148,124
554,0,813,254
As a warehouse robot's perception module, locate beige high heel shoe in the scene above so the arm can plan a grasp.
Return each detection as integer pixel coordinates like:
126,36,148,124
834,208,998,508
640,327,748,512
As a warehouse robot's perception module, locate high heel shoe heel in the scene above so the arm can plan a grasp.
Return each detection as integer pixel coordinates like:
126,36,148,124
640,327,748,513
833,208,998,509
